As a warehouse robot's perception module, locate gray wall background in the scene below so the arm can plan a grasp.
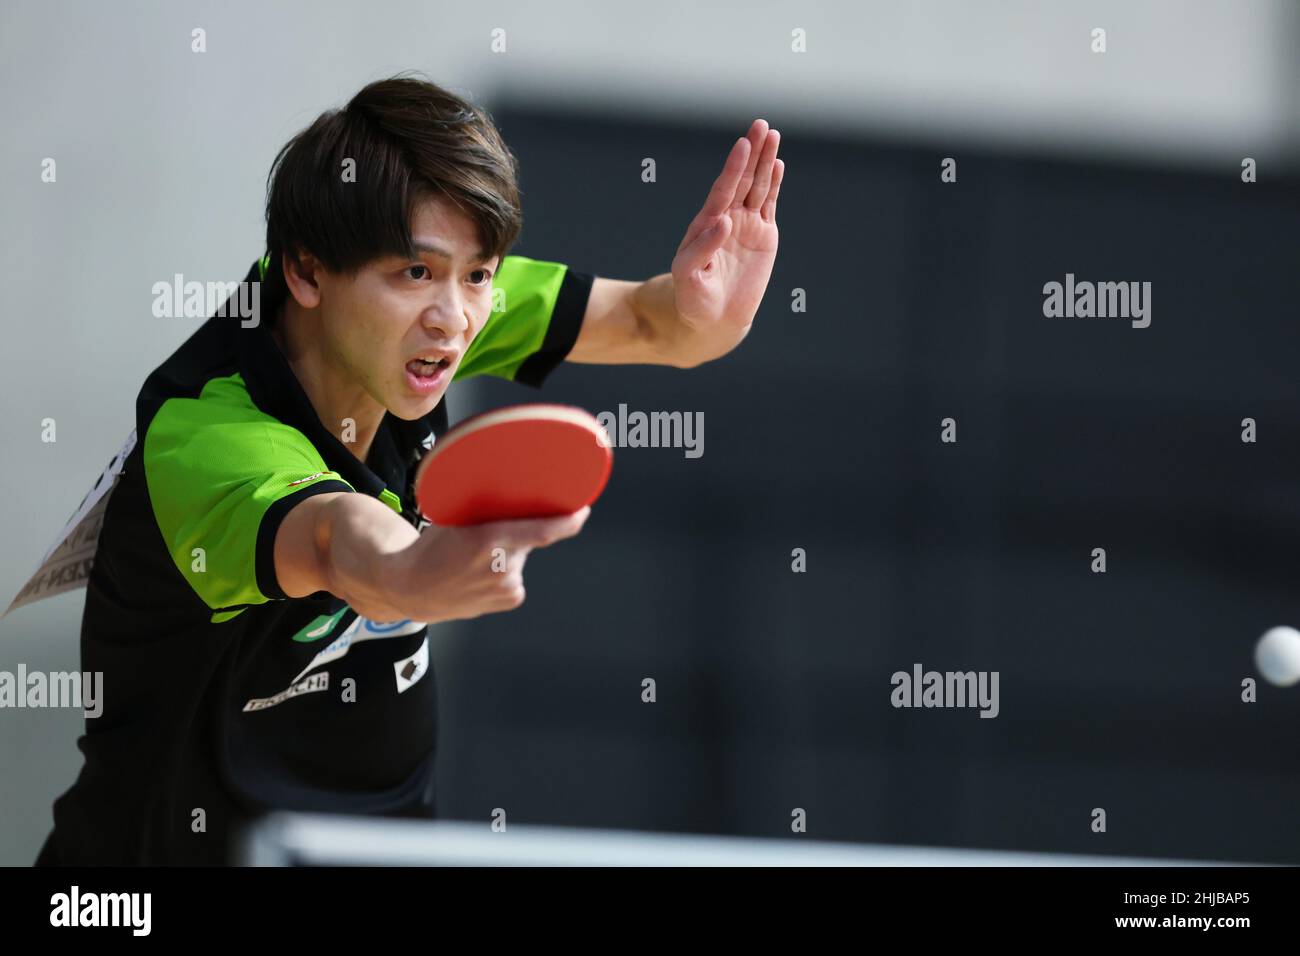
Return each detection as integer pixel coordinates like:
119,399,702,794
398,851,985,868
1,0,1297,865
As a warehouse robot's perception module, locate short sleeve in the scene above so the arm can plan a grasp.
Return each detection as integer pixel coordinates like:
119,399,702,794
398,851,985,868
143,373,353,612
455,255,594,387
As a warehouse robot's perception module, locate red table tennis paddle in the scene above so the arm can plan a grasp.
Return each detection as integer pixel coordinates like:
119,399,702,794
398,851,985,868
414,404,613,526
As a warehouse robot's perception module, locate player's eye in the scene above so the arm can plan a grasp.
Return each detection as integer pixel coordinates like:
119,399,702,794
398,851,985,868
468,268,492,286
406,264,430,281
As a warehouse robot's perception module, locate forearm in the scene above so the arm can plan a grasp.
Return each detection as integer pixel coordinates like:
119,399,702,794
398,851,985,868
319,494,421,621
275,491,590,625
275,492,417,621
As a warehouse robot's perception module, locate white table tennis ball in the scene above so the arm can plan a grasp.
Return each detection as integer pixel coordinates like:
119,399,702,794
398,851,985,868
1254,626,1300,687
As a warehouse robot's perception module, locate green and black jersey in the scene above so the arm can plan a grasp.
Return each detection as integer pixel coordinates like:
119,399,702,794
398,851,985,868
42,255,593,865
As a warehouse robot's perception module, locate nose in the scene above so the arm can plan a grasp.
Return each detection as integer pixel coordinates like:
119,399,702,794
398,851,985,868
419,290,470,340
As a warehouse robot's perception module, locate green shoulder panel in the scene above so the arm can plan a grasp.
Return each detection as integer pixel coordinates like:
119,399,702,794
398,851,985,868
143,373,352,611
455,255,571,382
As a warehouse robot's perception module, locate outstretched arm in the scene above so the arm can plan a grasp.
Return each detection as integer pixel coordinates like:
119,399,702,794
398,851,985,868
566,119,784,368
274,492,589,623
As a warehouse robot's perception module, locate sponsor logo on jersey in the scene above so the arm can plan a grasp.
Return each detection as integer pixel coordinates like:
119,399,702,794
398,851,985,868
242,615,427,713
291,607,349,643
393,637,429,694
242,672,329,712
290,616,427,685
287,472,328,487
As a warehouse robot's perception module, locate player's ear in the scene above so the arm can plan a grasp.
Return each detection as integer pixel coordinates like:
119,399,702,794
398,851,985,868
282,247,324,309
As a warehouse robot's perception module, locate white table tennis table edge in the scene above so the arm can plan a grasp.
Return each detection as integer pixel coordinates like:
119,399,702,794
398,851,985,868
243,813,1250,866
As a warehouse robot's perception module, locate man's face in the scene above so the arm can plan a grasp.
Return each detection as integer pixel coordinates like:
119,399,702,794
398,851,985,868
313,194,499,421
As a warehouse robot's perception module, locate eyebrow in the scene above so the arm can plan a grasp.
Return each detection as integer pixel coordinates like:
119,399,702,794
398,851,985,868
412,241,495,264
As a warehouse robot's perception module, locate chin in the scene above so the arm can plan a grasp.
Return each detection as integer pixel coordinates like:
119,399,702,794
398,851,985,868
389,391,443,421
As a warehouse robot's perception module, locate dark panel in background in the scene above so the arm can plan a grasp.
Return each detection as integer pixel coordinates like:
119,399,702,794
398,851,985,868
430,105,1300,862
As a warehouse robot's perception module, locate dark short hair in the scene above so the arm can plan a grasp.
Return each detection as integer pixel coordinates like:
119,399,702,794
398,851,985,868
263,74,522,300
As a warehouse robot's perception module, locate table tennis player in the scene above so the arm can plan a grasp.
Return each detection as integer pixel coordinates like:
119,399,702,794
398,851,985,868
34,75,782,865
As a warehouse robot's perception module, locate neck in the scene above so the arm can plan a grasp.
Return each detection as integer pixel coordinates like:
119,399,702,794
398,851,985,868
272,299,384,462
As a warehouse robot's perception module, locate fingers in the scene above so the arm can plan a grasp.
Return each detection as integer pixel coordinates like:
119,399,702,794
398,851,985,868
411,507,592,622
698,135,751,221
680,120,782,257
761,158,784,223
744,127,780,210
734,119,768,209
499,547,530,608
486,505,591,550
479,508,590,613
697,120,769,219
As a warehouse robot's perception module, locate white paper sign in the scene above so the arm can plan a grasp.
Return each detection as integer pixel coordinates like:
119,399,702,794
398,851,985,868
3,429,137,617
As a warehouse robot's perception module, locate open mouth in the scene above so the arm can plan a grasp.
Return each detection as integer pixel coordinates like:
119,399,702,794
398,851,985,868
406,356,451,378
404,352,457,395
